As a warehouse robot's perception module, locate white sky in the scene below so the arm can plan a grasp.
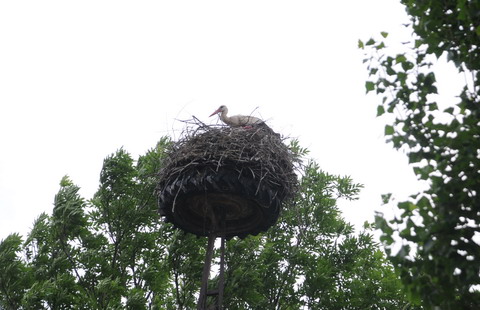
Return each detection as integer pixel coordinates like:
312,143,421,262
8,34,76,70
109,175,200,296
1,0,425,241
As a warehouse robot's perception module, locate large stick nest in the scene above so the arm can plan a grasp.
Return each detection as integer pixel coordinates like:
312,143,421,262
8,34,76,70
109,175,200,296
157,119,299,237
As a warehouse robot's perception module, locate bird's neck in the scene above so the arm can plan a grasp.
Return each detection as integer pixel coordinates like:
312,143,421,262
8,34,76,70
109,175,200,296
220,110,230,122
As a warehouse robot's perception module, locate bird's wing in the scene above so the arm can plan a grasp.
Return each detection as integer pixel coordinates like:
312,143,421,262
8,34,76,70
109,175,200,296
235,115,263,125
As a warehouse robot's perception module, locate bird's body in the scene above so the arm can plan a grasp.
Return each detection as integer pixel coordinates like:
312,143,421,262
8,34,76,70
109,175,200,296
209,105,264,127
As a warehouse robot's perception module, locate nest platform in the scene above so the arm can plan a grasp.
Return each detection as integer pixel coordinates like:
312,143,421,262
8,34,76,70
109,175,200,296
157,122,298,239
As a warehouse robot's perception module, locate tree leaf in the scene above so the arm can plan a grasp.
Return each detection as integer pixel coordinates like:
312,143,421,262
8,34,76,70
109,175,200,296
366,38,376,46
358,39,364,49
384,125,394,135
365,81,375,93
377,105,385,116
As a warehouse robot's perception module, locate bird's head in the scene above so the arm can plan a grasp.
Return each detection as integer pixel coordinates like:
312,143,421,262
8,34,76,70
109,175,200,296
209,105,227,117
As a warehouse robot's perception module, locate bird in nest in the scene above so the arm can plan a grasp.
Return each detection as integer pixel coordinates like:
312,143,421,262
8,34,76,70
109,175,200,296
209,105,265,127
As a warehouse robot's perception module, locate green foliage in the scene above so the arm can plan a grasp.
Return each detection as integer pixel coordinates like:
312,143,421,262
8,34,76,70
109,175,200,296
0,138,411,309
216,162,410,309
0,233,32,310
361,1,480,309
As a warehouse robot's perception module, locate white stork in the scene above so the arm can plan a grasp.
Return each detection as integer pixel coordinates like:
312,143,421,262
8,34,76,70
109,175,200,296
209,105,264,127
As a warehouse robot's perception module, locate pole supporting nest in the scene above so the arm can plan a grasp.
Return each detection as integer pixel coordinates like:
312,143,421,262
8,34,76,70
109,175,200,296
197,206,227,310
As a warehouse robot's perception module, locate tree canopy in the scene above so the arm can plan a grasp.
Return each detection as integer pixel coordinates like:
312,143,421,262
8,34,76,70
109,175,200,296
360,0,480,309
0,138,412,309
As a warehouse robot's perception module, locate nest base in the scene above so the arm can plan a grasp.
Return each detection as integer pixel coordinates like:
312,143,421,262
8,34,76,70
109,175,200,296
170,192,270,238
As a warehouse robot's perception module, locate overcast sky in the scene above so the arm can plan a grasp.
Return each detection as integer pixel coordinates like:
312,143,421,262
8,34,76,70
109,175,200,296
0,1,428,241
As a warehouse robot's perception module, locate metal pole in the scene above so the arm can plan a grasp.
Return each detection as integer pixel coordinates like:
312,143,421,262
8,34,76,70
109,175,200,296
218,233,225,309
197,206,227,310
197,233,216,310
217,206,227,309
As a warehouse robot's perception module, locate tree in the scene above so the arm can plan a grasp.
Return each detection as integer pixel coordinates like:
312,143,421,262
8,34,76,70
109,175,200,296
0,139,411,309
360,1,480,309
0,233,32,310
222,161,411,309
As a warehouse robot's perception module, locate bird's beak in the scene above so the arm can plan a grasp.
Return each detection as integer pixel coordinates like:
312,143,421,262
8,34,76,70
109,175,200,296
209,109,220,117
